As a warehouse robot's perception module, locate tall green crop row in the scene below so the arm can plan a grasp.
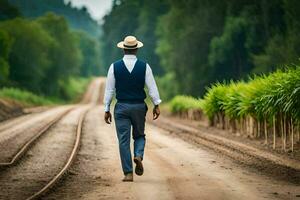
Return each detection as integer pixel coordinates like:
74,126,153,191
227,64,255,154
169,95,203,120
201,67,300,151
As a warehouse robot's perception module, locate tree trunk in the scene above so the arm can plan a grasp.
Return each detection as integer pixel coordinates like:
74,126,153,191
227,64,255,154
273,115,276,149
264,118,268,144
221,113,225,129
283,115,286,152
244,117,247,135
280,115,284,151
297,123,300,142
257,120,261,138
246,116,249,136
250,117,254,138
291,118,294,152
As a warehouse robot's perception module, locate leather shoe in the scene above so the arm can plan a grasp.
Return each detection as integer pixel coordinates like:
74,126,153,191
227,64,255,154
134,157,144,176
122,173,133,182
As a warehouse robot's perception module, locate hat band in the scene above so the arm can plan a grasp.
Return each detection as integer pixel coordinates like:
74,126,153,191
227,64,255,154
124,43,138,48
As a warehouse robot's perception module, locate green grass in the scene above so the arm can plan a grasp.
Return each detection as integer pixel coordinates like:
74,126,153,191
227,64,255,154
59,76,92,102
0,87,58,106
0,77,92,107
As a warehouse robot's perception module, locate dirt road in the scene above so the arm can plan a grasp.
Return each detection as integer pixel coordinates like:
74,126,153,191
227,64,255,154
45,106,299,200
0,78,299,200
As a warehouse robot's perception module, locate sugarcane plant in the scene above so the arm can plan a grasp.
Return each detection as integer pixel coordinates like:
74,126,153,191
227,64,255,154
168,66,300,152
169,95,203,120
200,66,300,152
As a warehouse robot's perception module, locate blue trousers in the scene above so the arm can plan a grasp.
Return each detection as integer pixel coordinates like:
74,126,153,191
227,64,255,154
114,102,148,175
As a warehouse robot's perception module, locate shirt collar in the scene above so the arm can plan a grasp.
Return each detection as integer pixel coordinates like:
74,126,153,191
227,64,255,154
123,54,137,59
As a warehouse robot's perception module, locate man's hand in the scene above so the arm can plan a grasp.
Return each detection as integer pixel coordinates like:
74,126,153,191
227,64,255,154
153,105,160,120
104,111,112,124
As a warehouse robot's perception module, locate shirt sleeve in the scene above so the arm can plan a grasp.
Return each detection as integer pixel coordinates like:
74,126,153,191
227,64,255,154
145,64,162,105
103,64,115,112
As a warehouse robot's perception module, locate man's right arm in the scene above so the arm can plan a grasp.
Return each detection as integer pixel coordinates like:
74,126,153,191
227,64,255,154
103,64,115,124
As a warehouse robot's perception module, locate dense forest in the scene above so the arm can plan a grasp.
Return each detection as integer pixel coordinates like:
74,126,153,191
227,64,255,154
1,0,300,103
0,0,103,101
101,0,300,99
7,0,101,38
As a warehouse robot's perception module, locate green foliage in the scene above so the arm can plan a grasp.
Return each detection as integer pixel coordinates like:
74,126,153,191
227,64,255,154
155,73,178,101
0,30,13,83
222,81,248,119
0,1,102,104
252,0,300,73
169,67,300,124
73,31,104,77
101,0,168,74
7,0,100,38
58,76,91,102
0,18,54,93
201,83,227,120
0,77,92,106
156,0,227,96
101,0,140,70
134,0,168,75
170,95,203,114
0,87,57,106
102,0,300,99
0,12,102,103
201,67,300,123
253,68,300,121
0,0,20,20
209,17,251,80
36,13,82,96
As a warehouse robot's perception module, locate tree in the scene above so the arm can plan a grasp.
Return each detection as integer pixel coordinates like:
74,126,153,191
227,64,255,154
209,17,251,80
8,0,101,38
253,0,300,73
37,13,82,96
101,0,168,74
0,18,54,93
0,30,13,83
134,0,168,75
74,31,103,77
0,0,20,20
101,0,141,70
101,0,300,98
156,0,227,96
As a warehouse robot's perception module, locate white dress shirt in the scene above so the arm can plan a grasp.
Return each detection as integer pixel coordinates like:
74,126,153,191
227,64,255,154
103,55,162,112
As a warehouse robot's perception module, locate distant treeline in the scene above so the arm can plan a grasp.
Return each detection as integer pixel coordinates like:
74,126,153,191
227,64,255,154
101,0,300,99
7,0,101,38
0,0,103,100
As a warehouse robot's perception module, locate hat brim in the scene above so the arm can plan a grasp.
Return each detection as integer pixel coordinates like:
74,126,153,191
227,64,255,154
117,41,143,49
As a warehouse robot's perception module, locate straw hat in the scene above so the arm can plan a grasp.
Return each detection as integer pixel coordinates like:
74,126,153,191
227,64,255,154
117,36,143,49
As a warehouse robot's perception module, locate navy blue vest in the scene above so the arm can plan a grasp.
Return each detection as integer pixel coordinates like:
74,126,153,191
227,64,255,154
113,59,146,103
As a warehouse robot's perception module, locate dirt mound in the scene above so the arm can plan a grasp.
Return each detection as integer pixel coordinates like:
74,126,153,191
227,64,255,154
0,99,24,122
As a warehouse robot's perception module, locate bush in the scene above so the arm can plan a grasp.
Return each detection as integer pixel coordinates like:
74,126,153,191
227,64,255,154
0,77,92,106
170,95,203,114
200,82,227,121
59,76,91,102
0,87,57,106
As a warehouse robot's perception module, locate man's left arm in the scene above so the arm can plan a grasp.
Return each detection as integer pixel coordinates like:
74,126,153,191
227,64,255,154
145,64,162,120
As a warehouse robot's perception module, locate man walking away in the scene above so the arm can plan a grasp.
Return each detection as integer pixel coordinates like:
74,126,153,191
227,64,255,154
103,35,161,182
